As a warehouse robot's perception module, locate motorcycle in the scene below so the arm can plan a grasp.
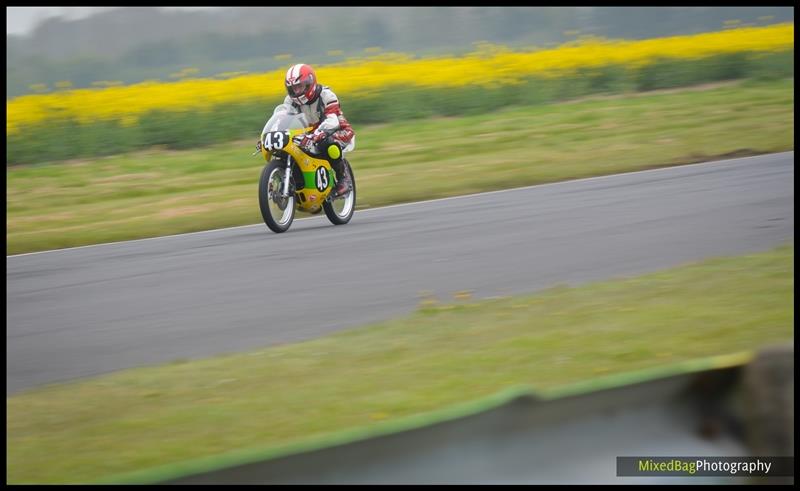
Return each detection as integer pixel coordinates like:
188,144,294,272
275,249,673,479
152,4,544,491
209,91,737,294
255,103,356,233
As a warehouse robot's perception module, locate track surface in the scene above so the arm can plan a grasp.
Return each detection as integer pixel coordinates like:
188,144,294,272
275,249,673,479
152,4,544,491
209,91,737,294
6,152,794,394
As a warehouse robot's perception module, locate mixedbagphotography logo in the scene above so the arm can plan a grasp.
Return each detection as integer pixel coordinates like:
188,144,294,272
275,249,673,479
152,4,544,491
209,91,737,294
617,457,795,477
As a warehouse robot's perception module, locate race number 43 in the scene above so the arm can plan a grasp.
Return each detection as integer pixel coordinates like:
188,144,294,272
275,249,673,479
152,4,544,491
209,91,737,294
315,167,329,191
263,131,290,151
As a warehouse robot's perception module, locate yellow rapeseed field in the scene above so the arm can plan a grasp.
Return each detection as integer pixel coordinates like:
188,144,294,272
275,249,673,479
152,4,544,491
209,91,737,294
6,23,793,135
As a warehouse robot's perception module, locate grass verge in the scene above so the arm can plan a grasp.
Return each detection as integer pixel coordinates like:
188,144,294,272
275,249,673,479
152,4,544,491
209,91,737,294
6,244,794,483
6,78,794,255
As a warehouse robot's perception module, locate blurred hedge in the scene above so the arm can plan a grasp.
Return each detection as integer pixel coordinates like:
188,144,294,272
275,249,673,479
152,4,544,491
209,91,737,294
7,50,793,166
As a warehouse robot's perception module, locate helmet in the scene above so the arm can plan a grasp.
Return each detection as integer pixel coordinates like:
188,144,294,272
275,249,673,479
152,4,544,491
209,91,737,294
285,63,318,105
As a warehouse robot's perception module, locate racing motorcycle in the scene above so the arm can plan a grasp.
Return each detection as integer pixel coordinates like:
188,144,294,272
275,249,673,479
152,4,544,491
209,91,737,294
255,103,356,233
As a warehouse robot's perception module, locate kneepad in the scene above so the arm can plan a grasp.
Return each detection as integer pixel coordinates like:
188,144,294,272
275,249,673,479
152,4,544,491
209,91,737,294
324,142,343,163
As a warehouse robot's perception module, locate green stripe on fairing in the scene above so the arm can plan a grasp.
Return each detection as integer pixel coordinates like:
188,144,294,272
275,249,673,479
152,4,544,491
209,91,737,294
94,351,753,484
303,171,316,190
302,169,333,191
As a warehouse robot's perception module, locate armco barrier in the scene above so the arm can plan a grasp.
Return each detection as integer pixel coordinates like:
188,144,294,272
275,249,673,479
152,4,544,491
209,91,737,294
99,346,793,484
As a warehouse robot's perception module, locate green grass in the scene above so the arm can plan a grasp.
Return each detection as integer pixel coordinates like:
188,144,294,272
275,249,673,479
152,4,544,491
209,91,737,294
6,244,794,484
6,78,794,255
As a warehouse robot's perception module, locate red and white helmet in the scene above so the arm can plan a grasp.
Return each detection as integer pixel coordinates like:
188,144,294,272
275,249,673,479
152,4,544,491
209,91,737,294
284,63,318,105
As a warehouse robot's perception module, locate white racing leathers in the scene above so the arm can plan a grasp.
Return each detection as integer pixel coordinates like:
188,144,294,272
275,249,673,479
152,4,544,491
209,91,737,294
282,86,355,152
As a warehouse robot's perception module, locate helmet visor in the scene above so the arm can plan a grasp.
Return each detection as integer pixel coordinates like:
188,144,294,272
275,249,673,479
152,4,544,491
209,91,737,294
287,80,311,98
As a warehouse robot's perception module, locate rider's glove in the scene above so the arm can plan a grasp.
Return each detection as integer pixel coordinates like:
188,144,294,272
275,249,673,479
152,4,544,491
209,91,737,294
255,139,262,153
298,134,313,148
299,131,326,149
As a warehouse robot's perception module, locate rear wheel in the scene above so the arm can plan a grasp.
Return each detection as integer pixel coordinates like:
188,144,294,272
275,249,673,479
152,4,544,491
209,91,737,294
323,160,356,225
259,160,295,233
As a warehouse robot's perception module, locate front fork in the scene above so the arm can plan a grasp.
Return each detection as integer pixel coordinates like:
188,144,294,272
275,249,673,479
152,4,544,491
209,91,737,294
282,155,293,198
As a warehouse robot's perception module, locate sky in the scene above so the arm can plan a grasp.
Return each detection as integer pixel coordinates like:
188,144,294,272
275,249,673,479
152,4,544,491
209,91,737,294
6,7,222,36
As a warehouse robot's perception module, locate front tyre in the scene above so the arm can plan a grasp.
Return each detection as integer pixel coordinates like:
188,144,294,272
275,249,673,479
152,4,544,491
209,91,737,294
259,160,295,233
323,160,356,225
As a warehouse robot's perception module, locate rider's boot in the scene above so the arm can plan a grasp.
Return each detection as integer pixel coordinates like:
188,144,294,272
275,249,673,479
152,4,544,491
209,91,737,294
325,142,352,197
331,158,352,198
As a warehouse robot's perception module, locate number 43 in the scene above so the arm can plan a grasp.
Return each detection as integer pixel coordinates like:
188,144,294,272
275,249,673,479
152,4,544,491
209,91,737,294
263,131,289,150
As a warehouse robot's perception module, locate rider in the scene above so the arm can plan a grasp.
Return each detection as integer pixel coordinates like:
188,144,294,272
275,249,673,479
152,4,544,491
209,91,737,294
262,63,355,197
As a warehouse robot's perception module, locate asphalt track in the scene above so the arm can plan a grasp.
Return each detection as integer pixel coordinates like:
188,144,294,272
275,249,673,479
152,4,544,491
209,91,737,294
6,152,794,394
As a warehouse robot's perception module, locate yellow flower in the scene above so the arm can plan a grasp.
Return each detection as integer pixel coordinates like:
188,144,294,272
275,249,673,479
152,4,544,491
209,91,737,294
6,23,794,136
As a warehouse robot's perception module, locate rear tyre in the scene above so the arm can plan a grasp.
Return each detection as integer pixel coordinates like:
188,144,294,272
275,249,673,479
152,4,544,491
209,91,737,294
323,160,356,225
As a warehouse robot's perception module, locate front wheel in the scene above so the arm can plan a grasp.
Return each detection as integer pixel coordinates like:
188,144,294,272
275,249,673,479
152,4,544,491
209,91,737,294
323,160,356,225
259,160,295,233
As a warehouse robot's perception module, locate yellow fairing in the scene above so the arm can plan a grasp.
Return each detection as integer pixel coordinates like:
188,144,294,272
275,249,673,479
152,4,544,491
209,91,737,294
263,127,335,214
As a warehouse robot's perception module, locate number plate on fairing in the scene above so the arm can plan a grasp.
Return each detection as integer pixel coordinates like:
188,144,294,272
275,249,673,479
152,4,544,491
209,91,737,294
263,131,290,151
314,167,329,191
